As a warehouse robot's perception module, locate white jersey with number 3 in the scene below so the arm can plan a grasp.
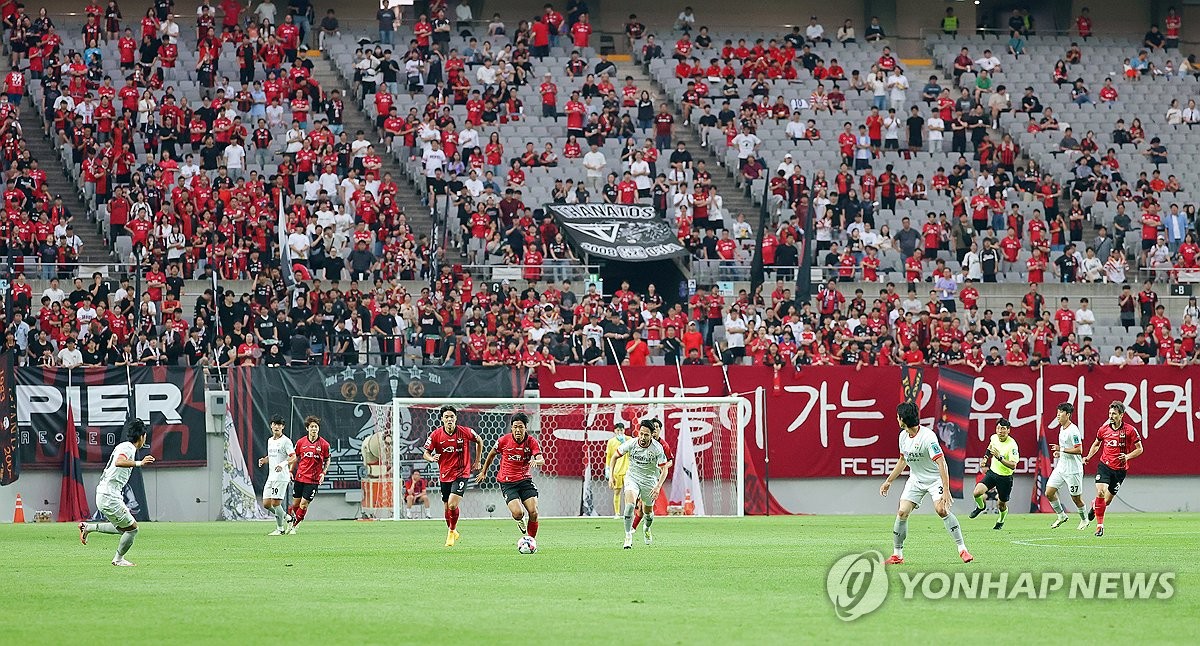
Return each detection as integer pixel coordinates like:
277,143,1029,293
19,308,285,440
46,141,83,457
899,427,944,483
266,435,295,482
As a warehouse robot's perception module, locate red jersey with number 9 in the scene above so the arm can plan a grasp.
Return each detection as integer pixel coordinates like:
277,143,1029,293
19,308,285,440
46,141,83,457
424,425,479,481
495,433,542,482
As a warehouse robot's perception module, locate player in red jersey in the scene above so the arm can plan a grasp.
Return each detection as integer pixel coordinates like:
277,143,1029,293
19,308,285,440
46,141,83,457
475,412,544,539
287,416,331,534
1083,401,1144,537
423,405,484,547
632,418,674,530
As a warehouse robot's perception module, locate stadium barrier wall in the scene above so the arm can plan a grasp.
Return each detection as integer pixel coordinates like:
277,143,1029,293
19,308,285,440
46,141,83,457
5,363,1200,520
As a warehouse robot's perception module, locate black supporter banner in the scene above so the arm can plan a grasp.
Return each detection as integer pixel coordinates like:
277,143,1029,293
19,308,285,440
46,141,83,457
546,203,688,262
228,365,522,495
15,366,208,467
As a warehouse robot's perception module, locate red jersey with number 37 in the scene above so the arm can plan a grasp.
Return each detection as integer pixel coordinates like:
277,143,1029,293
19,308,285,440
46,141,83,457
1095,421,1140,471
424,425,479,481
495,433,542,483
293,435,331,484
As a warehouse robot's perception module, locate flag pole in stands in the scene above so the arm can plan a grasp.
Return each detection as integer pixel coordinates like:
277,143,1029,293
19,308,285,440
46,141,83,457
606,338,630,392
279,193,294,290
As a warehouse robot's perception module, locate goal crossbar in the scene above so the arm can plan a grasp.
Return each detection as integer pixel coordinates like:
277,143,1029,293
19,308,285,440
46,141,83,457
389,397,746,520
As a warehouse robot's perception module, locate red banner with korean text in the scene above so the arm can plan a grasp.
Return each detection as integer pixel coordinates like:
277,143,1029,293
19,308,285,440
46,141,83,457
537,365,1200,479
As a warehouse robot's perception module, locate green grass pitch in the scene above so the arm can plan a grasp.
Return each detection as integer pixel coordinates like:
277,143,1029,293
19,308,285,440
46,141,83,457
4,513,1196,644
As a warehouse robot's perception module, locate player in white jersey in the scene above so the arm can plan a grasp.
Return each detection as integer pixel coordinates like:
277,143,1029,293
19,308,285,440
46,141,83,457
880,401,973,564
77,419,154,566
1045,402,1089,530
258,414,296,535
607,419,668,549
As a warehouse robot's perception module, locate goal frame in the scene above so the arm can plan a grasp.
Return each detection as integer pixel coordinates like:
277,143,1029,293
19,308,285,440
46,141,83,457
389,396,746,520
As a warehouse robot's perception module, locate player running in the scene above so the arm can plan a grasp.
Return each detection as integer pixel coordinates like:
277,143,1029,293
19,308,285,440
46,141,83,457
632,418,672,532
475,412,544,539
404,469,431,519
287,416,330,534
1045,402,1089,530
258,414,296,535
608,419,668,549
1083,401,1144,537
968,418,1019,530
604,422,630,517
78,419,154,566
423,405,483,547
880,401,972,564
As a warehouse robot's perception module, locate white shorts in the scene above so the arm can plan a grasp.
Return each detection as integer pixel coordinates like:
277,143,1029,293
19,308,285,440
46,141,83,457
263,479,290,501
1047,470,1084,497
97,492,134,528
901,478,944,509
623,478,657,506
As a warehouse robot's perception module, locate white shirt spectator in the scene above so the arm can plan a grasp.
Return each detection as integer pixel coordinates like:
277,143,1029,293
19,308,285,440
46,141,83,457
732,132,761,159
723,314,747,348
927,116,945,141
630,159,652,189
476,63,498,86
454,1,473,22
464,176,484,197
806,23,825,40
974,55,1001,71
582,149,607,178
284,128,305,154
887,73,908,101
179,160,201,185
265,103,286,127
223,142,246,169
1075,306,1096,336
58,345,83,368
459,126,480,151
785,119,805,140
318,171,340,197
422,148,447,177
287,231,311,259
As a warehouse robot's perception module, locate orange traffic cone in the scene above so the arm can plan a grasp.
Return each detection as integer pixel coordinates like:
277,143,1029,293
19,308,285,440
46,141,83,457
683,490,695,516
13,493,25,523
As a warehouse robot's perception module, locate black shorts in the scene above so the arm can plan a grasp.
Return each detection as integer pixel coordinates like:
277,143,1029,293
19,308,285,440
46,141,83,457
1096,463,1127,494
981,471,1014,501
440,478,469,502
500,479,539,503
293,481,319,501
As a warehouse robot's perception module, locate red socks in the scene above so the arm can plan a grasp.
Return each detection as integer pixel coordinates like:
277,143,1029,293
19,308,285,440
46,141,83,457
1094,497,1107,525
294,507,307,525
444,508,452,529
632,508,643,529
528,520,538,538
448,507,459,530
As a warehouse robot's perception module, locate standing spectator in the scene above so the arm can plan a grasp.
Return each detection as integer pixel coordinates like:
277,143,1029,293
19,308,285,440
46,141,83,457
376,1,396,45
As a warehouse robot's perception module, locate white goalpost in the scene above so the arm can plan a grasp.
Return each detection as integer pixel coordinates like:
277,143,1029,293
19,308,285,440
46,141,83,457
387,397,747,521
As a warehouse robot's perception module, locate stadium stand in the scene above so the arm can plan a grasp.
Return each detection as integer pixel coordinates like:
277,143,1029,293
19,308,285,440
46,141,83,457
0,1,1194,372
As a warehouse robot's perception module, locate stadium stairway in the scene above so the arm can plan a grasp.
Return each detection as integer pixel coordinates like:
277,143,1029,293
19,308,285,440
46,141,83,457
631,66,757,253
5,66,110,266
311,56,466,269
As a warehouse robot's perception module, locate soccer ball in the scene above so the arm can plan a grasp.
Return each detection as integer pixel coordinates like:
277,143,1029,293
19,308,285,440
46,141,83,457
517,536,537,554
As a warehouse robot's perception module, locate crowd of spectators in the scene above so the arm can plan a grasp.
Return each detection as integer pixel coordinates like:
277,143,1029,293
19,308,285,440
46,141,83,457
2,2,1198,374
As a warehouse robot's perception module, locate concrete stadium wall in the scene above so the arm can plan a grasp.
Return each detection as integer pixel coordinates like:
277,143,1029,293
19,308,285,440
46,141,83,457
771,476,1200,515
3,387,1197,522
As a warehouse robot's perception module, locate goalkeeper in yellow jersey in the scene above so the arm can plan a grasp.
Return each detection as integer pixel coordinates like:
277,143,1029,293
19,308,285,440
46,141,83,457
605,422,631,516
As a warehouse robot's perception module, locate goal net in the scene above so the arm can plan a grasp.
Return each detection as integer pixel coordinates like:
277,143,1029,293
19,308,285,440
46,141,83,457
385,397,746,520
